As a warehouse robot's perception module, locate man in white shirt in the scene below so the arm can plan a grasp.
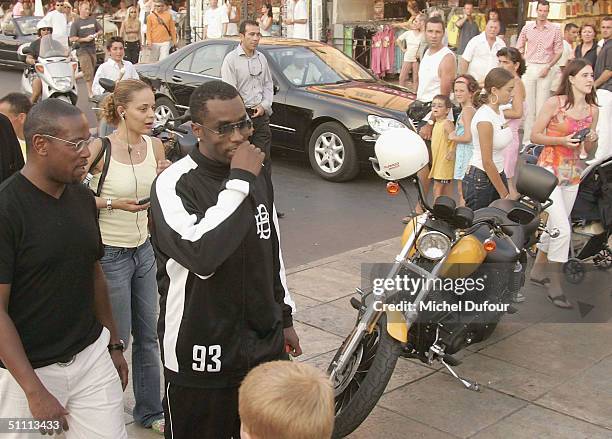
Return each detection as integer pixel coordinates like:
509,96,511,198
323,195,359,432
92,36,139,96
550,22,577,93
45,2,68,46
203,0,229,39
287,0,308,39
459,20,505,85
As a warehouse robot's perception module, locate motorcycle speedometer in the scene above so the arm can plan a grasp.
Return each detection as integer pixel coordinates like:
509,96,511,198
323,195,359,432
416,231,451,261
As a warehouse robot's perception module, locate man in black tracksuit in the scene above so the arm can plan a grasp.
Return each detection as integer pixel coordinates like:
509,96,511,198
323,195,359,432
150,80,302,439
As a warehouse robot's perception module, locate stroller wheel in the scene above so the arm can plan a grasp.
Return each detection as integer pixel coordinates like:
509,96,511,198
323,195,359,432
563,258,586,284
594,248,612,270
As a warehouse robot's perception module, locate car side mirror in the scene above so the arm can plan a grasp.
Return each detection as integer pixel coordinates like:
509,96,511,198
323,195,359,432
273,84,279,95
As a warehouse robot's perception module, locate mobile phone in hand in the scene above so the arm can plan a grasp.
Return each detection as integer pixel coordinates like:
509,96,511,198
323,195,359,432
137,197,150,205
572,128,590,143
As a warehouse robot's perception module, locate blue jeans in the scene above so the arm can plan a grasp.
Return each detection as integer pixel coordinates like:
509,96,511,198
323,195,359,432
100,239,163,427
462,166,508,211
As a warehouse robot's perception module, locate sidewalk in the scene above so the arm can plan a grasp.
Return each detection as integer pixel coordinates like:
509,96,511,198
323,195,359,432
126,238,612,438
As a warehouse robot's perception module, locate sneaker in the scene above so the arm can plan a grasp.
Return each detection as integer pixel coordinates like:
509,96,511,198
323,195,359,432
150,419,165,435
512,292,526,303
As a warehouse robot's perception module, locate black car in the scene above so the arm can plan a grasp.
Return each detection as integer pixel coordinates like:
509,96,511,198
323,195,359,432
136,38,415,182
0,16,39,69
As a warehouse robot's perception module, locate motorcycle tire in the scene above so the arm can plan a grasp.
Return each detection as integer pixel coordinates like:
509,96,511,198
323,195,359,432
329,313,402,438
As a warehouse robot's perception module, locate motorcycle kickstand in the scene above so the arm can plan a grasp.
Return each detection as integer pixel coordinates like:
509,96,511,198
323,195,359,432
440,358,481,392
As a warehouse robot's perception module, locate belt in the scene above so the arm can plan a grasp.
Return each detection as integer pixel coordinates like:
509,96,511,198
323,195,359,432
56,354,76,367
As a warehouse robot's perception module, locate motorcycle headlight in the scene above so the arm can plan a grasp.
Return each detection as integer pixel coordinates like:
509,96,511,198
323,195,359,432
53,76,72,91
367,115,407,134
416,231,451,261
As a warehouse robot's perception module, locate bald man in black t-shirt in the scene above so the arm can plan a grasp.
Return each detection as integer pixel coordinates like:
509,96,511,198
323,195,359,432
0,100,128,438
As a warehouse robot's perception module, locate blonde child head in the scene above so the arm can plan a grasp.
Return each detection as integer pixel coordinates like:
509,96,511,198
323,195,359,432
239,361,334,439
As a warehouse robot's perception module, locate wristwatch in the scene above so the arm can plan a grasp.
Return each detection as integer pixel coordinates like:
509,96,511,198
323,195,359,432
108,340,125,353
106,198,113,212
427,119,435,126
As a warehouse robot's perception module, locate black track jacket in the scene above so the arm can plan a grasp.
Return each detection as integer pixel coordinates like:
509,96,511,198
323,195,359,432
150,148,295,389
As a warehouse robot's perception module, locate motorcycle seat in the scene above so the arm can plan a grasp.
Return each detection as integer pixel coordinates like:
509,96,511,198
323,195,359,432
489,199,540,236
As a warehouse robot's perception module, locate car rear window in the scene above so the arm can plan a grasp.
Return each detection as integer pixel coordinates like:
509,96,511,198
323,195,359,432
176,44,228,78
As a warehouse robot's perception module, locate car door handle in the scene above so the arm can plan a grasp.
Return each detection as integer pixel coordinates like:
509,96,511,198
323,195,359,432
171,75,183,83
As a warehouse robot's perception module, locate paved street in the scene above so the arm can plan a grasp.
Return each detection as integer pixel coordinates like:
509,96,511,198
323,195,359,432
124,237,612,438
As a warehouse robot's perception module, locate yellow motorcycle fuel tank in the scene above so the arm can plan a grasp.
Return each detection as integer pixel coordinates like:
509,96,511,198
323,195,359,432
438,235,486,278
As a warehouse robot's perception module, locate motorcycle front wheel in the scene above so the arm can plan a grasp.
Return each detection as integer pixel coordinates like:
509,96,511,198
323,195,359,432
328,313,402,438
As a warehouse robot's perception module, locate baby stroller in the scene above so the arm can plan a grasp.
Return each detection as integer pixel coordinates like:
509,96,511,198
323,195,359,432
563,156,612,283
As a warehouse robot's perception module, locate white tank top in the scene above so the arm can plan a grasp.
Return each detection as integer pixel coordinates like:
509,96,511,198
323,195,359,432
417,46,453,102
90,135,157,248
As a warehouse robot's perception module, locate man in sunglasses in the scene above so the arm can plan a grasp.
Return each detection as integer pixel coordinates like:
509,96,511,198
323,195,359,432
221,20,284,215
221,19,271,141
150,80,301,438
0,99,129,438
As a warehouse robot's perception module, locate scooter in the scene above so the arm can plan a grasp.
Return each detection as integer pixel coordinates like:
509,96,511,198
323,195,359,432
18,35,78,105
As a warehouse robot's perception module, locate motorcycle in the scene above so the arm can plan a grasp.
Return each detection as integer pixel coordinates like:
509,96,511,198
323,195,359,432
91,78,197,159
327,128,559,438
18,36,78,105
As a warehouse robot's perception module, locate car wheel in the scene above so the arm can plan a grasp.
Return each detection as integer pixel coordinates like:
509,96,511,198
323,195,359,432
308,122,359,182
155,97,178,126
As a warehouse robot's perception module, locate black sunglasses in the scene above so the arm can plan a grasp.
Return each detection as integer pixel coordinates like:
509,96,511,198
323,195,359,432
194,116,253,137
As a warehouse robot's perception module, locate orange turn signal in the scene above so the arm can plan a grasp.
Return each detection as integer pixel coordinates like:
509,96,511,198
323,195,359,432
483,239,496,252
386,181,400,195
35,65,44,74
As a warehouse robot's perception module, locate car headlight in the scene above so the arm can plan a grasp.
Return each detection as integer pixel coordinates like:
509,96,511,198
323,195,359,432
367,115,407,134
416,231,451,261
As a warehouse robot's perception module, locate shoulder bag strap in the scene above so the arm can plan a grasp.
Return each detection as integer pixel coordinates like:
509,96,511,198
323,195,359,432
152,11,172,39
96,137,112,198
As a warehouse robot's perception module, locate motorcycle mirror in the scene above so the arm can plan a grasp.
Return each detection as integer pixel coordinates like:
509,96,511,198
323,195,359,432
99,78,116,93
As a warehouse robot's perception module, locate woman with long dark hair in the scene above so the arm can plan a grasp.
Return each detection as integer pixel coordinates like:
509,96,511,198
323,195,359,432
529,58,599,308
259,3,273,36
462,67,515,210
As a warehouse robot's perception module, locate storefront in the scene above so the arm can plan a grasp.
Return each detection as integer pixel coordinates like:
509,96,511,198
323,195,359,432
327,0,415,78
523,0,612,32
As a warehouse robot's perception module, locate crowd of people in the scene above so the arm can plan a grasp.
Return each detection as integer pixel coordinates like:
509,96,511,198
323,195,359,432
0,16,346,439
408,1,611,309
0,1,611,438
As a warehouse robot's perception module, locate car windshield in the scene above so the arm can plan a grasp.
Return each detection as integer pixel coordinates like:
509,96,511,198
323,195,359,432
267,45,374,87
15,16,40,36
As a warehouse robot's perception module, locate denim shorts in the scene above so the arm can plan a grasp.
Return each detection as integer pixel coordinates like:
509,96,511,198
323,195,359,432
462,166,507,211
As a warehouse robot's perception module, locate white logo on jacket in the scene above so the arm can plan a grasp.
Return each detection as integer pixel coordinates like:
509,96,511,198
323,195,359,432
255,204,271,239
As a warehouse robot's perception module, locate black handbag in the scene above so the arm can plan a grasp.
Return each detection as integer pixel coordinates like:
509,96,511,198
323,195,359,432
407,100,431,122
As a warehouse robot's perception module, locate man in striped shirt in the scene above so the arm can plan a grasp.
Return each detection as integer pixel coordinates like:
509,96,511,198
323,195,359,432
515,0,563,146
